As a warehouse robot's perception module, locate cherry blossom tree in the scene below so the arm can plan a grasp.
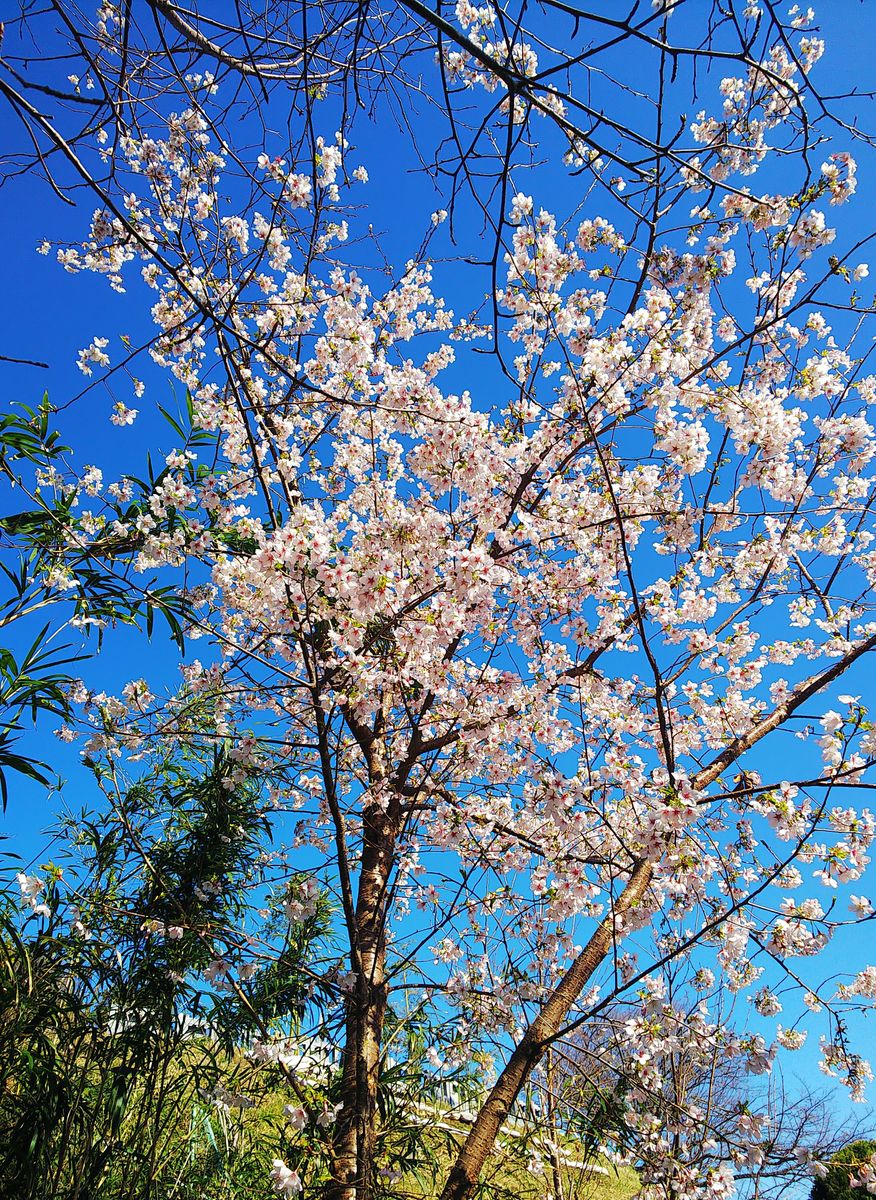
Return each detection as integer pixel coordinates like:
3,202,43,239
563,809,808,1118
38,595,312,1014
3,2,876,1199
554,992,875,1200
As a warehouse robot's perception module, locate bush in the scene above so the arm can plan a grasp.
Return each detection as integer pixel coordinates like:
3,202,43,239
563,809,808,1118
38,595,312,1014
811,1142,876,1200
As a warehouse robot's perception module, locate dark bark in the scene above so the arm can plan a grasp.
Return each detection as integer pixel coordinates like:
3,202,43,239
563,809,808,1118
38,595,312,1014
327,796,398,1200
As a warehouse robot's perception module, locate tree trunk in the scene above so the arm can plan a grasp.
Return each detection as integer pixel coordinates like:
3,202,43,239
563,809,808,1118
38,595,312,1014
438,860,653,1200
544,1048,565,1200
327,798,398,1200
